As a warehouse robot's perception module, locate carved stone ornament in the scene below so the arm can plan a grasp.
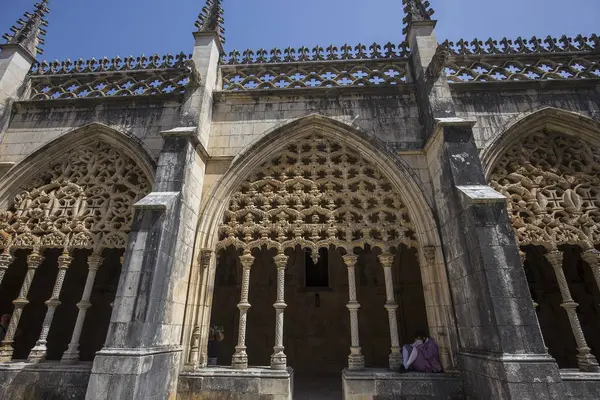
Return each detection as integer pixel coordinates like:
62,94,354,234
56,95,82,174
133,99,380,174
217,133,417,259
0,140,151,251
489,130,600,247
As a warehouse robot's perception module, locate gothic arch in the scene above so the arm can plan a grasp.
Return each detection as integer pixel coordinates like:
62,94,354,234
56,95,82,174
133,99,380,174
481,107,600,178
198,114,440,251
481,108,600,248
0,123,155,251
190,114,458,370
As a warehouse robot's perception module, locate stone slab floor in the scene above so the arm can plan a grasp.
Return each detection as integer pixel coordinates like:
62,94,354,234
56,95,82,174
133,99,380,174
294,373,343,399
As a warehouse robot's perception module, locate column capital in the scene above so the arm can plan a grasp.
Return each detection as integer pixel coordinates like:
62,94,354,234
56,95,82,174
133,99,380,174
378,253,394,268
57,251,72,268
545,249,564,269
87,253,104,271
239,249,254,268
421,246,436,266
0,251,14,267
343,254,358,268
27,250,44,267
582,247,600,265
199,249,213,269
519,248,527,266
274,252,288,269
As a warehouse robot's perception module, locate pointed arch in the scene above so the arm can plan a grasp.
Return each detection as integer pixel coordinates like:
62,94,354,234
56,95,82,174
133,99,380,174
0,123,155,206
480,107,600,178
197,114,440,251
482,107,600,248
0,123,155,250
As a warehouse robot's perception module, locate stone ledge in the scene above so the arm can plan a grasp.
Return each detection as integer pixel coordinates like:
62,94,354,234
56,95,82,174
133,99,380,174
343,369,464,400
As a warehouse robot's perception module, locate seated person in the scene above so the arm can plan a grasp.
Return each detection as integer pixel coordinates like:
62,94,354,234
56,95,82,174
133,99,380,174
207,325,224,366
402,330,442,373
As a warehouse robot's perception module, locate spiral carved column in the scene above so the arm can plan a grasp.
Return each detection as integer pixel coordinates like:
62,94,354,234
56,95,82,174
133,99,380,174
378,253,401,371
232,249,254,369
0,250,44,362
545,249,599,372
270,251,288,370
0,249,13,287
343,253,364,370
581,247,600,296
61,252,104,363
28,251,73,362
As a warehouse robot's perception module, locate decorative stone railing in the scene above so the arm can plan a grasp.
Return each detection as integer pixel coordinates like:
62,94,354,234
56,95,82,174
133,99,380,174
221,59,410,91
220,42,410,65
27,53,198,100
445,34,600,83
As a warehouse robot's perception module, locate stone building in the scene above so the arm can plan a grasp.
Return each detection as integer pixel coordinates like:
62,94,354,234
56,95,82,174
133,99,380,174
0,0,598,398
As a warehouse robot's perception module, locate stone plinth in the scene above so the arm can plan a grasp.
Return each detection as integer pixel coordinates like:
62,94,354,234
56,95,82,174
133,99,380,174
560,370,600,399
0,362,91,399
178,367,293,400
342,369,464,400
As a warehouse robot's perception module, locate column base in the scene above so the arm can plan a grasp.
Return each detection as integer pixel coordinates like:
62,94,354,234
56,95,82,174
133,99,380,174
348,347,365,370
0,345,14,362
270,350,287,370
232,349,248,369
389,350,402,371
27,343,47,362
576,351,600,372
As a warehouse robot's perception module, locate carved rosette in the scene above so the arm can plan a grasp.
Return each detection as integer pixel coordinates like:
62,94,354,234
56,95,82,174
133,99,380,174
490,131,600,249
0,141,150,253
217,134,417,258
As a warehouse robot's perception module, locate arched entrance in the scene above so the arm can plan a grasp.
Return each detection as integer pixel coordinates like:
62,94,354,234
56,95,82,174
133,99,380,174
0,128,153,364
188,116,458,386
485,110,600,372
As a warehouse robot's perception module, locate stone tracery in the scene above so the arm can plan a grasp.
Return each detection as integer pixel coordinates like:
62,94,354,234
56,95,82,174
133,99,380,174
217,133,418,257
0,140,151,251
489,129,600,372
0,139,151,363
489,130,600,249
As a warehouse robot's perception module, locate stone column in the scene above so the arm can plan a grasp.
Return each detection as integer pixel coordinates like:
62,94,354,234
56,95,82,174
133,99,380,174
581,247,600,294
545,249,599,372
378,253,401,370
232,249,254,369
343,253,364,370
519,249,538,310
188,325,201,368
0,250,44,361
61,252,103,363
271,251,288,370
0,249,14,287
28,250,72,362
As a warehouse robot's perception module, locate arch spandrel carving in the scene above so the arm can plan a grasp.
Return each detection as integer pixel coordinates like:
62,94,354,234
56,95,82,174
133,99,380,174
217,133,418,256
0,140,151,250
489,130,600,248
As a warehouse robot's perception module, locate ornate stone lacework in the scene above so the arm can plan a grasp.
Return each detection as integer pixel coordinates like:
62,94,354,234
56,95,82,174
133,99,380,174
0,140,151,251
217,134,417,256
489,131,600,247
221,60,409,91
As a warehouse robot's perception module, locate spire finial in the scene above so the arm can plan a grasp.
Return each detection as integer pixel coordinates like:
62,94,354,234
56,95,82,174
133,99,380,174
1,0,50,58
402,0,435,35
194,0,225,45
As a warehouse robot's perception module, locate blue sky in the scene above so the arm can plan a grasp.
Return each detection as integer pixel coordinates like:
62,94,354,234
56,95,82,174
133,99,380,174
0,0,598,61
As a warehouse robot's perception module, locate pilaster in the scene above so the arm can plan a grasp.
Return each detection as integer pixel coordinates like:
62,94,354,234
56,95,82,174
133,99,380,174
425,119,564,399
86,128,207,400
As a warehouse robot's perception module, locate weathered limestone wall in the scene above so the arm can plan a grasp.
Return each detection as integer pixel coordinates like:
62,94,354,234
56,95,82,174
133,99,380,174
209,91,423,157
451,84,600,149
0,363,91,399
0,98,182,165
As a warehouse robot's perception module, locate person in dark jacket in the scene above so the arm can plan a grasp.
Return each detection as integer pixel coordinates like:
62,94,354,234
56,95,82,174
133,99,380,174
207,326,224,366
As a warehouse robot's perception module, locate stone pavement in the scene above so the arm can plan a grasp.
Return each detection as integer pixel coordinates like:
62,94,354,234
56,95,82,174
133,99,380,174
294,373,343,400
